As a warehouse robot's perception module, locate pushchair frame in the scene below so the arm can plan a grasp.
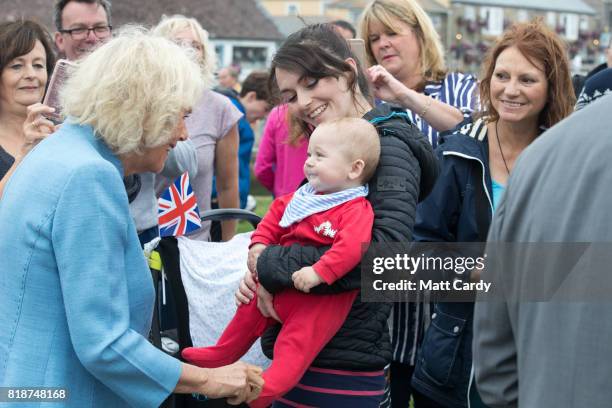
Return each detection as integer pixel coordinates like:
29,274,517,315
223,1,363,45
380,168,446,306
149,209,262,408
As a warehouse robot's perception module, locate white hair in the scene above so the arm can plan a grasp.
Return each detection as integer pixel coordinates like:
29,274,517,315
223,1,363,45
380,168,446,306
60,26,204,155
153,14,216,86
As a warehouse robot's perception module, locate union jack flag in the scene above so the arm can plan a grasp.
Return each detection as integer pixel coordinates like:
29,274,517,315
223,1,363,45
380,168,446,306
158,172,201,237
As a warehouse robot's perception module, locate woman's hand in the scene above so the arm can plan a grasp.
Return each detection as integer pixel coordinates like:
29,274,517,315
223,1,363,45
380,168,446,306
235,269,257,306
257,284,281,323
233,270,282,322
176,362,263,404
21,103,58,156
201,362,264,404
368,65,412,106
235,243,267,306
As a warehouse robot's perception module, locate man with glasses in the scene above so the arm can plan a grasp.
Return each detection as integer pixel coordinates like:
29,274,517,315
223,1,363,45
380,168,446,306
51,1,199,248
53,0,112,61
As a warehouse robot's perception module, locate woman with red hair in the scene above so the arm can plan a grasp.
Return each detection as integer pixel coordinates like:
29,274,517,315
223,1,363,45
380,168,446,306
410,19,574,408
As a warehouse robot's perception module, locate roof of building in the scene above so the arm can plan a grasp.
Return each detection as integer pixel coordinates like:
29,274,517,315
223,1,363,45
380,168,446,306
329,0,449,14
272,15,332,37
452,0,596,15
3,0,284,41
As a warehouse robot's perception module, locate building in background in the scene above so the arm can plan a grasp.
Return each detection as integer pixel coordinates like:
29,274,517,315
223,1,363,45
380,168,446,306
260,0,450,45
3,0,605,77
3,0,284,81
258,0,605,75
449,0,599,74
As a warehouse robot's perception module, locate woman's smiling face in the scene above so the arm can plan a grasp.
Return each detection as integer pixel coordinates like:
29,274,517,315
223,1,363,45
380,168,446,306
490,46,549,125
274,67,359,128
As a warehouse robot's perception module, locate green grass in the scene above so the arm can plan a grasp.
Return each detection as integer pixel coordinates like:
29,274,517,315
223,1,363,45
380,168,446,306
237,194,273,233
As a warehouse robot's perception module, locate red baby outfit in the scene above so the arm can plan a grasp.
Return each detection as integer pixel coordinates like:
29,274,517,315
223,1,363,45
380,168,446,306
182,192,374,408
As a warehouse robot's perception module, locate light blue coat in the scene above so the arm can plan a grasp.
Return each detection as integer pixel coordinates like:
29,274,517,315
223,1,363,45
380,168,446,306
0,123,182,407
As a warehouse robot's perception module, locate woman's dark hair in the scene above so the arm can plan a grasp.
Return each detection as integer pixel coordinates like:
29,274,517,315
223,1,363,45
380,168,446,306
269,23,371,143
0,20,56,84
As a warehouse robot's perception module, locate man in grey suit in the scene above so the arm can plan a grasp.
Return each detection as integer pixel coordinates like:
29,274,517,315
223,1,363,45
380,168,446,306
474,94,612,408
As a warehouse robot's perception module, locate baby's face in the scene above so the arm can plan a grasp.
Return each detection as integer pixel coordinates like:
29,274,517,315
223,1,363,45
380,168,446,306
303,129,355,194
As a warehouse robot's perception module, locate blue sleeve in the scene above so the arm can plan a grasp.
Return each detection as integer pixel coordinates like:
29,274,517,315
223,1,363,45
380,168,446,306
414,148,460,243
238,119,254,209
52,163,182,408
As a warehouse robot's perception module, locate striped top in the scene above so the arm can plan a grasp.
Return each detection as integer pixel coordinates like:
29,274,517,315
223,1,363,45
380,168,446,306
391,83,479,366
406,71,478,148
276,367,386,407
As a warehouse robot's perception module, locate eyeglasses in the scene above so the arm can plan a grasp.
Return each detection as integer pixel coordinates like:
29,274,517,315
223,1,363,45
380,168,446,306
60,25,112,40
173,39,204,53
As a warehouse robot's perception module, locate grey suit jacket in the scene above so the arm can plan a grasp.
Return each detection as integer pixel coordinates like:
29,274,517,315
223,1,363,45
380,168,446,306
474,94,612,408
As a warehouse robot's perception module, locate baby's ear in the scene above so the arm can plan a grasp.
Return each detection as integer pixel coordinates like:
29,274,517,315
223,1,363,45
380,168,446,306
348,159,365,181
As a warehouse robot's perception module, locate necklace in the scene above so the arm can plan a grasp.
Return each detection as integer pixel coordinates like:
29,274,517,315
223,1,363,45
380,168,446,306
495,121,510,175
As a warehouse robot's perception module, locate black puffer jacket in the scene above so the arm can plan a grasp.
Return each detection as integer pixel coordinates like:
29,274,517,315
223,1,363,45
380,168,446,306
258,103,439,370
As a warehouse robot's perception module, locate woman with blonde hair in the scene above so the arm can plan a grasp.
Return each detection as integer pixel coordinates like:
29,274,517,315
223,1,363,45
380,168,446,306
360,2,478,405
360,0,477,148
0,28,263,407
153,15,241,241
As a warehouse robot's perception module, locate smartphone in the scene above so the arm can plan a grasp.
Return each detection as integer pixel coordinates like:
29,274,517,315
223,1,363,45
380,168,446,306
42,59,76,124
347,38,368,69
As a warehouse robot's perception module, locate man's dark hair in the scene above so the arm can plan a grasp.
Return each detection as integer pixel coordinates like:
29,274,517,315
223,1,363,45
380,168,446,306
240,71,271,102
53,0,112,30
331,19,356,38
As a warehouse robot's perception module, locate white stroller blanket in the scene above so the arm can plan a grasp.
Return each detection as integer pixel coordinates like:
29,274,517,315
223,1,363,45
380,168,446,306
177,233,271,368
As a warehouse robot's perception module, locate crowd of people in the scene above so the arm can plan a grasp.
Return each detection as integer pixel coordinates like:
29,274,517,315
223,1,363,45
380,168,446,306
1,0,611,407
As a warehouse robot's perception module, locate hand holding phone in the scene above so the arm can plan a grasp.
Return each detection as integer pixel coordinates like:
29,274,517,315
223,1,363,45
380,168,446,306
42,59,76,124
21,103,60,156
347,38,368,69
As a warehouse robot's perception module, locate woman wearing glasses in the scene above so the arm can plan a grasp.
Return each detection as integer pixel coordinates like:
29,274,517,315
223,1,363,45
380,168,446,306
153,15,241,242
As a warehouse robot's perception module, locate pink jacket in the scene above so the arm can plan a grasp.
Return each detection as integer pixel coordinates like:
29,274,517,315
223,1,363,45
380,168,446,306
254,105,308,197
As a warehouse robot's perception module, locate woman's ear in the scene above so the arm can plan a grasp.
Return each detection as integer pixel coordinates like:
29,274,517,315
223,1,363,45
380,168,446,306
345,57,358,72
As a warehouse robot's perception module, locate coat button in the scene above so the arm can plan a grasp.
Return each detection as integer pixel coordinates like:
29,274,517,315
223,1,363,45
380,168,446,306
432,313,437,319
453,326,460,333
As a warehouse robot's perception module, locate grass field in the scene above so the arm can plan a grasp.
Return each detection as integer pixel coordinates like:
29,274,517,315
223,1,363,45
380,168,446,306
237,194,273,233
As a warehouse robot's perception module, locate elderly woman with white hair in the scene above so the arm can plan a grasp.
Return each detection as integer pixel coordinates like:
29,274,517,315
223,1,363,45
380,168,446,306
0,28,263,407
153,15,242,242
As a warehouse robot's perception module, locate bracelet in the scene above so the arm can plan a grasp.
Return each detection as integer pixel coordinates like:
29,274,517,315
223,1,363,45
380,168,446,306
192,393,209,401
420,96,432,118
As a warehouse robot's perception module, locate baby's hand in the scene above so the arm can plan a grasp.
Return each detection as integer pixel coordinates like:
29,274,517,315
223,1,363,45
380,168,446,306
292,266,323,293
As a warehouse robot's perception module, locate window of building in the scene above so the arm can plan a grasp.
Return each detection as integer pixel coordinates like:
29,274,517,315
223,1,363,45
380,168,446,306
579,15,589,32
430,14,443,32
480,7,504,36
464,6,476,20
561,13,579,41
287,3,300,16
214,44,224,67
546,11,556,28
517,9,529,22
232,46,269,72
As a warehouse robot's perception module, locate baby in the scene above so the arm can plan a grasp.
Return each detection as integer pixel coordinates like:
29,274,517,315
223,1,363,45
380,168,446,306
182,117,381,407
